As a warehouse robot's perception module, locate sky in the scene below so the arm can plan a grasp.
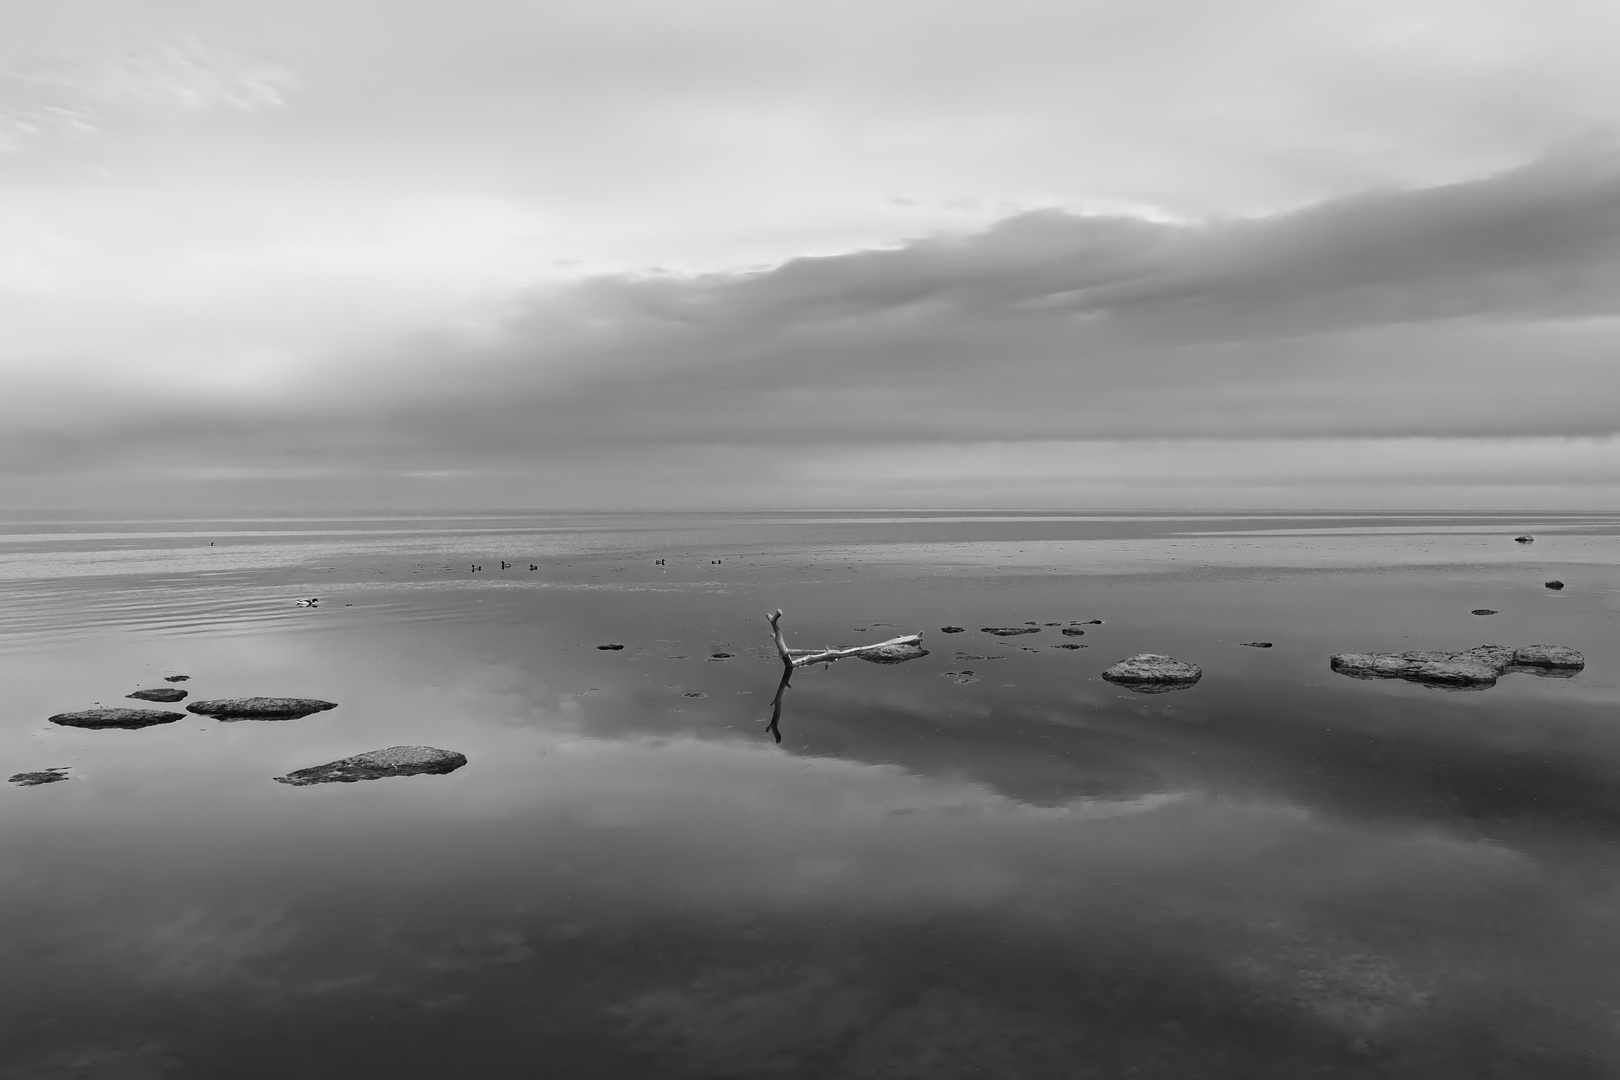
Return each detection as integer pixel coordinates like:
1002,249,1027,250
2,0,1619,510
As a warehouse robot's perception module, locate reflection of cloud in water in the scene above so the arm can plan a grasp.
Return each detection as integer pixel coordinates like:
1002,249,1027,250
37,905,298,993
0,1040,177,1080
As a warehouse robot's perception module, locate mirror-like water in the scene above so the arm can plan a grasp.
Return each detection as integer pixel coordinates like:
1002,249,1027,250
2,511,1618,1078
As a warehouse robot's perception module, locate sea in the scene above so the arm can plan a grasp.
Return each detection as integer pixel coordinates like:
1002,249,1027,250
1,509,1618,1078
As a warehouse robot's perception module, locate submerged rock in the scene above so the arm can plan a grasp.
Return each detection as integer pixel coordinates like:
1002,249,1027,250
1102,654,1202,693
1470,609,1498,616
1061,627,1086,637
50,708,184,729
186,697,338,720
1329,644,1583,688
1054,643,1086,650
273,745,467,786
1514,535,1534,543
9,768,69,786
1241,642,1274,648
164,675,191,683
128,687,187,703
940,626,966,634
981,627,1040,636
1545,580,1565,590
855,639,929,664
597,643,625,650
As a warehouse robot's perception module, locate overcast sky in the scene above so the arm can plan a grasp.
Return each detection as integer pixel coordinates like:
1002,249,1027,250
3,0,1619,509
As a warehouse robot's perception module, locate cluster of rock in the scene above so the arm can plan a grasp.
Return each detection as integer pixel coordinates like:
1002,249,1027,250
1330,644,1584,688
29,688,466,789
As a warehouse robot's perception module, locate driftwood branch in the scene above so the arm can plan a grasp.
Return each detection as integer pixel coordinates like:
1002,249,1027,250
766,609,926,668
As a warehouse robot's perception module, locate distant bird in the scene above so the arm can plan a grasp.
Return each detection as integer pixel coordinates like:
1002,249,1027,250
500,561,511,569
529,564,537,571
294,598,318,607
472,564,481,572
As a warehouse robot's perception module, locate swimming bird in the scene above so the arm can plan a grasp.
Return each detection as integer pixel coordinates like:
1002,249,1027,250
294,598,319,607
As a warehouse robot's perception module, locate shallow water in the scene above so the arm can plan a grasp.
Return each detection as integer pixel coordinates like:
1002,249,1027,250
2,510,1618,1078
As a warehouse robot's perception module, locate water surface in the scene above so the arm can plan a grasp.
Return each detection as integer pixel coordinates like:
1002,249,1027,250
2,510,1618,1078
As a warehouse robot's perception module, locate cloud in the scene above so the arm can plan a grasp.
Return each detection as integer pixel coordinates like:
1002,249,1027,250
5,148,1620,505
352,147,1620,450
0,40,292,151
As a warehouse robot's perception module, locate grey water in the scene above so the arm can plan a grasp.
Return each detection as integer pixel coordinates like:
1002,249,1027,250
2,510,1619,1078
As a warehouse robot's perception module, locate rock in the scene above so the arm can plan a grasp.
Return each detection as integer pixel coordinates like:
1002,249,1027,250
1102,654,1202,693
1545,580,1564,590
597,643,625,650
164,675,190,682
9,768,69,786
981,627,1040,636
1240,642,1274,648
1054,643,1086,650
1061,627,1086,637
128,687,187,703
1470,609,1498,616
273,745,467,786
1329,644,1583,688
49,708,184,729
709,652,734,660
186,697,338,720
855,640,929,664
1514,535,1534,543
940,626,966,633
1073,619,1104,625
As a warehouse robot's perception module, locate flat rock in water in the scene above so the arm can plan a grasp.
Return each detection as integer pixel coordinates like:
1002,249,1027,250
10,768,69,786
164,675,190,682
1545,580,1564,590
49,708,184,729
1061,627,1086,637
187,697,337,719
128,687,187,702
1102,654,1202,693
854,639,929,664
1514,535,1534,543
940,626,965,633
981,627,1040,636
274,745,467,786
1471,609,1498,616
597,644,625,650
1241,642,1274,648
1329,644,1584,688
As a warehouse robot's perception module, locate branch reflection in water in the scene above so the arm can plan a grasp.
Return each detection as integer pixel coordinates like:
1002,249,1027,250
762,659,793,744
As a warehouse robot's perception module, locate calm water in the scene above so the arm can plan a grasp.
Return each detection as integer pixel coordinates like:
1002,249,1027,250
2,510,1619,1078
